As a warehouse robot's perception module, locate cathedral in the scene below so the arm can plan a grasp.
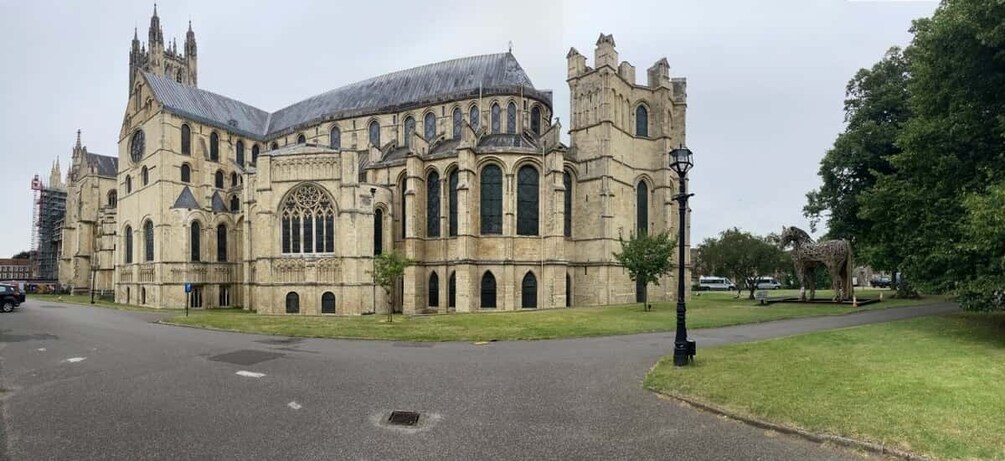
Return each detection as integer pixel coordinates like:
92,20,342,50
59,8,691,315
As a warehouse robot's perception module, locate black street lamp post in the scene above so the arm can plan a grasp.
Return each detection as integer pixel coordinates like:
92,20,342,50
670,146,696,366
370,187,377,315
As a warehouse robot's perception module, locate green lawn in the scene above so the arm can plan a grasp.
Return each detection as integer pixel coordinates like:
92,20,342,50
30,294,155,312
645,313,1005,460
157,290,939,342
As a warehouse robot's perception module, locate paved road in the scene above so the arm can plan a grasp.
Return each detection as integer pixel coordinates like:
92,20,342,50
0,300,957,460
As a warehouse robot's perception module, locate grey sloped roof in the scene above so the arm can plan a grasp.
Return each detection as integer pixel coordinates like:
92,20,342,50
144,72,270,139
267,53,550,137
478,133,539,149
171,186,199,209
144,53,551,142
211,192,227,213
85,153,118,177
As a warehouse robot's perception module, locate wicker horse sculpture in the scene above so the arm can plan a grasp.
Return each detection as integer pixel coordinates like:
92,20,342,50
780,226,854,302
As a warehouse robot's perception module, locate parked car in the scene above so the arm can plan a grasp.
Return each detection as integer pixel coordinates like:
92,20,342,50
0,284,22,312
698,276,736,291
754,276,782,289
1,283,26,303
870,277,892,288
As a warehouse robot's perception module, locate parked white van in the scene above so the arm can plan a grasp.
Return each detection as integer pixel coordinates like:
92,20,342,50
698,276,736,291
754,276,782,289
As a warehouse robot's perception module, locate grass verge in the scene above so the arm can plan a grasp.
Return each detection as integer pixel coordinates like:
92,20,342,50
159,290,941,342
30,294,160,313
644,312,1005,460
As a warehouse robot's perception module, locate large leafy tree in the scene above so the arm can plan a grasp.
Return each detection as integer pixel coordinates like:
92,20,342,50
957,182,1005,311
804,47,909,271
697,228,788,300
861,0,1005,294
613,230,676,311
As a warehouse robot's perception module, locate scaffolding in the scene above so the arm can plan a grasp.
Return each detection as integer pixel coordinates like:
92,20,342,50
30,175,66,281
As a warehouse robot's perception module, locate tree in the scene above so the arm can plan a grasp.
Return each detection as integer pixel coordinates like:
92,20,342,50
12,251,31,260
612,230,676,311
370,251,415,322
861,0,1005,295
697,228,788,300
956,182,1005,311
804,47,909,272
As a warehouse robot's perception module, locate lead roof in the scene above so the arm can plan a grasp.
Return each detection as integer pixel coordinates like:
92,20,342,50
143,53,551,142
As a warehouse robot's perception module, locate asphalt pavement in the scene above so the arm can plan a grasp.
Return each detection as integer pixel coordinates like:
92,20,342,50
0,299,958,460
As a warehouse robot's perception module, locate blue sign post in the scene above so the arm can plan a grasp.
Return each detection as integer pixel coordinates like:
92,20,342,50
184,283,192,317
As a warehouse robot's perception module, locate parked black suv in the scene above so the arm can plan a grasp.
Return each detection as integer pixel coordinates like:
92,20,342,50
1,284,22,312
870,277,892,288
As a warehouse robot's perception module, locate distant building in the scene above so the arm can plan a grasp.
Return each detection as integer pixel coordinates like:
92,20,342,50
30,161,67,281
0,259,32,281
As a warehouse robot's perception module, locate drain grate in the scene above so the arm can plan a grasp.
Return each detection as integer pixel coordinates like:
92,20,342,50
388,411,420,426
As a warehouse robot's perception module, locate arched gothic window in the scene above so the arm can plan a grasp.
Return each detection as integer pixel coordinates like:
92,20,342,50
564,171,573,237
448,169,459,237
373,208,383,255
481,272,496,308
428,272,439,308
125,175,132,193
281,183,335,254
181,164,191,183
424,112,436,140
297,134,306,144
403,116,415,148
124,225,133,263
517,165,539,236
190,221,201,261
217,224,227,262
469,106,480,131
427,171,440,237
369,120,380,147
490,103,501,134
285,292,299,314
506,102,517,134
251,145,260,164
271,142,279,151
215,170,224,188
635,105,649,137
231,172,238,187
144,220,154,262
480,165,502,234
330,126,341,150
531,106,541,135
637,181,649,234
210,132,220,161
321,292,336,314
448,271,456,308
230,196,240,212
181,124,191,155
130,130,145,162
107,190,118,207
236,141,245,166
522,272,537,308
452,108,462,139
141,166,149,186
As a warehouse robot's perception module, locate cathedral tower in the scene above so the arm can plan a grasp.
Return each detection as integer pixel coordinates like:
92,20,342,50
129,4,197,93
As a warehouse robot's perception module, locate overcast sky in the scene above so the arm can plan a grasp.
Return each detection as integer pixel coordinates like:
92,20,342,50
0,0,937,258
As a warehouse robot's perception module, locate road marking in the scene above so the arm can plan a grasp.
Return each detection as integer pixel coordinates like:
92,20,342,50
37,348,46,352
65,357,86,363
288,401,301,410
236,370,265,378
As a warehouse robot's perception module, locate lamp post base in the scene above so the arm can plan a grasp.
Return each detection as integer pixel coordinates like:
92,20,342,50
673,340,697,366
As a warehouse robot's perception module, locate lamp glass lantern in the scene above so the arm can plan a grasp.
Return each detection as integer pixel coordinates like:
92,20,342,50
669,146,693,177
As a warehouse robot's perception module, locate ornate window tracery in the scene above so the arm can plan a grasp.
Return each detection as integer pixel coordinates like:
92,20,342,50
280,183,335,255
480,165,502,234
453,108,462,139
517,165,539,236
469,106,480,131
130,130,145,162
490,103,501,134
427,171,440,237
424,112,436,140
507,102,517,134
403,116,415,148
369,121,380,147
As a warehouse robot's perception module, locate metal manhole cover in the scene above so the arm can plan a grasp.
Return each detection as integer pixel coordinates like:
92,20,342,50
208,350,283,366
388,411,420,426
